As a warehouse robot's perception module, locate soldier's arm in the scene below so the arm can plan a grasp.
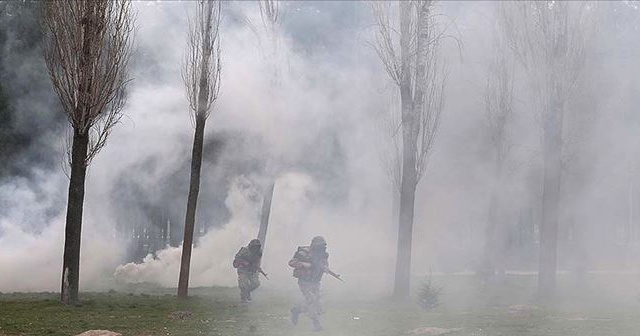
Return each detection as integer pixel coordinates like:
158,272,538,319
322,253,329,269
233,249,250,268
288,253,311,269
233,257,249,268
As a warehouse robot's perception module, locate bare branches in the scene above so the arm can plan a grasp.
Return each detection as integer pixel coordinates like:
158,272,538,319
259,0,279,37
371,1,402,85
485,6,515,167
183,0,222,126
371,0,449,185
500,1,595,108
258,0,280,85
413,1,447,181
241,0,280,59
43,0,135,166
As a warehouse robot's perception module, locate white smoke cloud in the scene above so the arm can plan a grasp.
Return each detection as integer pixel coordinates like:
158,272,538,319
106,1,399,296
113,169,396,298
3,0,639,298
114,174,261,287
0,171,123,292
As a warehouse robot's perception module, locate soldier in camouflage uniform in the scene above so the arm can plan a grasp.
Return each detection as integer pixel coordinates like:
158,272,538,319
288,236,329,332
233,239,263,303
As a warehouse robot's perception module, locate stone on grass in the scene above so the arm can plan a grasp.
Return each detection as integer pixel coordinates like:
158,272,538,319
508,304,540,317
168,310,193,320
408,327,463,335
75,331,122,336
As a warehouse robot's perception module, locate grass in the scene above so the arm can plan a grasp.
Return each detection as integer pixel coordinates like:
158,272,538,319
1,274,640,336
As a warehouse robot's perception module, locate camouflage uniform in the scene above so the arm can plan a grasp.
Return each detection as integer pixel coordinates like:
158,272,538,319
233,239,262,303
288,236,329,332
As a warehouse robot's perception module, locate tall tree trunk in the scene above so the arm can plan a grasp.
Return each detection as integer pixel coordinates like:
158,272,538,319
394,80,418,298
391,189,400,231
394,145,418,298
538,89,563,297
393,91,418,297
483,182,499,277
393,1,431,299
257,181,275,248
61,129,89,305
177,115,206,299
61,5,94,304
483,159,504,278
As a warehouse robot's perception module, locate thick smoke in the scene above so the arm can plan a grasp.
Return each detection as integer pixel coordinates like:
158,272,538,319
0,1,65,178
111,1,396,297
1,1,640,299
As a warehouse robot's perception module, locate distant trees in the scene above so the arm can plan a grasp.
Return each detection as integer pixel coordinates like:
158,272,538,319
177,0,222,299
42,0,135,304
499,1,596,296
372,0,448,299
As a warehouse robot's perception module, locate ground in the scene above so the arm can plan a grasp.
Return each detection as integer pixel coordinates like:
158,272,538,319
1,274,640,336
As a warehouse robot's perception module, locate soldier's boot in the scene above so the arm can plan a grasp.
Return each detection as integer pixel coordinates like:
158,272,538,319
240,289,249,304
246,291,252,302
290,307,300,326
311,318,323,332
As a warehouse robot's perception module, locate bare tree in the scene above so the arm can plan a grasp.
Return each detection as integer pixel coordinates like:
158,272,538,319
372,0,449,299
259,0,279,84
178,0,222,299
43,0,134,305
482,7,515,280
500,1,596,296
254,0,280,249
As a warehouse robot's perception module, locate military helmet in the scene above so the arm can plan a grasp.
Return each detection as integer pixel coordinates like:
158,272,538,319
249,238,262,247
310,236,326,247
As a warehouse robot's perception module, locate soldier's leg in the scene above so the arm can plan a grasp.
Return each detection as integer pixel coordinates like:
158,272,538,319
249,273,260,292
307,282,323,331
298,281,323,331
246,273,260,301
237,272,250,303
299,281,315,315
291,281,311,325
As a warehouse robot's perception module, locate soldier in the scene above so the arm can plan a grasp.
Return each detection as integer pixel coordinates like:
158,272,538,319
288,236,329,332
233,238,263,303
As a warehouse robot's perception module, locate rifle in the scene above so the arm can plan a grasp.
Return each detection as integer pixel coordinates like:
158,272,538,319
259,268,269,280
324,267,344,283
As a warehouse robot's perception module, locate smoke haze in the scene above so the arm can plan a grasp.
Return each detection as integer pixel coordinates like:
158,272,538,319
0,1,639,304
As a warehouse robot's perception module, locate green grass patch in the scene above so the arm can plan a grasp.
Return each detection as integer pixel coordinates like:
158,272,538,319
1,275,640,336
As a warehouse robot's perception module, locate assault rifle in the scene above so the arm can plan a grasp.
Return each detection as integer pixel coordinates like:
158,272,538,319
324,267,344,283
259,268,269,280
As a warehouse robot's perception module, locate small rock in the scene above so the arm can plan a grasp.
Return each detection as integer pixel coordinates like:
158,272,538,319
408,327,463,335
168,311,193,321
508,304,540,317
75,331,122,336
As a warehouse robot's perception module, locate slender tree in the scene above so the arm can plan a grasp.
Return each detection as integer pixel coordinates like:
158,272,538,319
500,1,595,296
177,0,222,299
43,0,134,305
482,7,515,280
372,0,449,299
253,0,280,249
